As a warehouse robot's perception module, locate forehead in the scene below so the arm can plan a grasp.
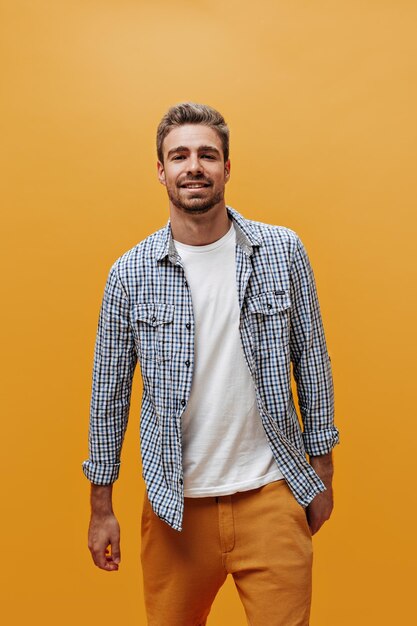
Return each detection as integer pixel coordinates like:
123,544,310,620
163,124,222,155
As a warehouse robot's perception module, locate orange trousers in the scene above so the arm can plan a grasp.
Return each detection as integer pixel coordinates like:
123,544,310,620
141,479,313,626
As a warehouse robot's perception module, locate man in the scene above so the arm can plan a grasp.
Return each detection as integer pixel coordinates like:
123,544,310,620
83,102,339,626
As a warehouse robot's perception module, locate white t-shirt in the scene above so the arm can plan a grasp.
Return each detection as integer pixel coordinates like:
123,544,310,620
173,221,284,497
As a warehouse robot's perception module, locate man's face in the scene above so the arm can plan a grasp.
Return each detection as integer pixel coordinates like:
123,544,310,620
157,124,230,215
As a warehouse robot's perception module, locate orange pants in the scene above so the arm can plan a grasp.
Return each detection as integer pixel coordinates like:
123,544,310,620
141,479,312,626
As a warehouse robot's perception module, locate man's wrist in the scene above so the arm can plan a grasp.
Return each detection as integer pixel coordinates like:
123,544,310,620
90,483,114,516
309,452,334,487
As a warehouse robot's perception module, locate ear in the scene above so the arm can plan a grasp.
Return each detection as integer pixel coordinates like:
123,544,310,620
224,159,231,182
157,161,166,186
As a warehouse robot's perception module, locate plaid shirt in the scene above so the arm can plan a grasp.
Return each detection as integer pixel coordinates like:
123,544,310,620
82,206,339,531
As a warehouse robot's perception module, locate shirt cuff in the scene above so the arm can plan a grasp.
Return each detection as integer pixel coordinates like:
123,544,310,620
82,459,120,484
303,426,340,457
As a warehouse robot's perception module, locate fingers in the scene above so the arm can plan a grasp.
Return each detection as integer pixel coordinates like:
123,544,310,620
93,547,119,571
111,536,121,565
88,515,120,571
88,539,116,570
306,489,333,535
307,515,323,536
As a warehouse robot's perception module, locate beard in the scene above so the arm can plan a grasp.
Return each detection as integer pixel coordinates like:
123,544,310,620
166,180,224,215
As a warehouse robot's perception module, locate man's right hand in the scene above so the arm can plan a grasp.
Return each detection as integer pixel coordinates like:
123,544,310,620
88,483,120,571
88,512,121,571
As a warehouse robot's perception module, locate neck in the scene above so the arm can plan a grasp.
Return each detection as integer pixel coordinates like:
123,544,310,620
170,203,231,246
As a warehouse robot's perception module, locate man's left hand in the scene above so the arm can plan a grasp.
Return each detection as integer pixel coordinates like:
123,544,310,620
307,452,334,535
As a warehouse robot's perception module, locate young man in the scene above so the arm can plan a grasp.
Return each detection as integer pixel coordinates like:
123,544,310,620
83,102,339,625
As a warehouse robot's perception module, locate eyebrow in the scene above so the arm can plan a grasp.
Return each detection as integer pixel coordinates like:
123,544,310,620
167,145,221,158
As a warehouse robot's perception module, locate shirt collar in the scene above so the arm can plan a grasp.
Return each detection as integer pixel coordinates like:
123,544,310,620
155,206,261,263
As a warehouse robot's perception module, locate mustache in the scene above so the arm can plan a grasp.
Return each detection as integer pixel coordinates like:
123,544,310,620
178,176,212,187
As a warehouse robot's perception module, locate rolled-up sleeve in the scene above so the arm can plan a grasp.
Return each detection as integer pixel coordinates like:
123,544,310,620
290,236,339,456
82,263,137,484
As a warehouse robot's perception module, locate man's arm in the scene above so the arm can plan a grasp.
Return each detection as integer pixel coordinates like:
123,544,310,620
307,452,334,534
289,235,339,533
82,263,137,569
88,484,120,571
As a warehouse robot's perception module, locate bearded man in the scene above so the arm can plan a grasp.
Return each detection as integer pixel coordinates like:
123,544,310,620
83,102,339,626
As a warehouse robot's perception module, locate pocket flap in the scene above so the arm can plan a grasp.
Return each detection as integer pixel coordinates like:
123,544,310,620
132,303,174,326
247,291,291,315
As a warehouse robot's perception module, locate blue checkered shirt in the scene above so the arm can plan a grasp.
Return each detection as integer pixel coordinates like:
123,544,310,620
82,206,339,531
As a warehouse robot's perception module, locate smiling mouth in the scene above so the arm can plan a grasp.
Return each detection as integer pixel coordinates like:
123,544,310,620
180,182,211,189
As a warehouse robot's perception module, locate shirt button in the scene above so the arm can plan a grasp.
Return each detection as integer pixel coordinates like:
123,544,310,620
184,280,188,286
151,315,156,323
179,478,183,485
180,399,186,406
267,303,272,310
185,323,191,330
185,360,190,367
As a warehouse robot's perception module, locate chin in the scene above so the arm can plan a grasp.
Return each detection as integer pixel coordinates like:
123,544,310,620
182,205,214,215
172,197,221,214
168,187,224,214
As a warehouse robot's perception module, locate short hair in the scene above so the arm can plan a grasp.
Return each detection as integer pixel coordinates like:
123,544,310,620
156,102,229,163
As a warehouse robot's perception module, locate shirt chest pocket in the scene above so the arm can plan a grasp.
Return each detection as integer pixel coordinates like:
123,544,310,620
246,291,291,354
131,303,175,363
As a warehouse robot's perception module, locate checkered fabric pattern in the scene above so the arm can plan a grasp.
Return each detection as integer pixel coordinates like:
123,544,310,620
82,207,339,531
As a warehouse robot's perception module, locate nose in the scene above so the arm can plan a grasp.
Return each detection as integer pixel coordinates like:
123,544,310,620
187,154,203,175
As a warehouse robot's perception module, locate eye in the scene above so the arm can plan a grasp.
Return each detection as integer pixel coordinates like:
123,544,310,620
172,155,185,161
201,154,215,160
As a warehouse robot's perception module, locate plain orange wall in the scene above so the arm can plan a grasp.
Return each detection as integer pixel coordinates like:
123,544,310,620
1,1,416,624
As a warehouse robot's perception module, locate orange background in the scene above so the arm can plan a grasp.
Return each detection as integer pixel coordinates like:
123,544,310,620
1,1,416,624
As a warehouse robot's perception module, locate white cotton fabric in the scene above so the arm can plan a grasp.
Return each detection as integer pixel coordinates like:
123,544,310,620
173,221,283,497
